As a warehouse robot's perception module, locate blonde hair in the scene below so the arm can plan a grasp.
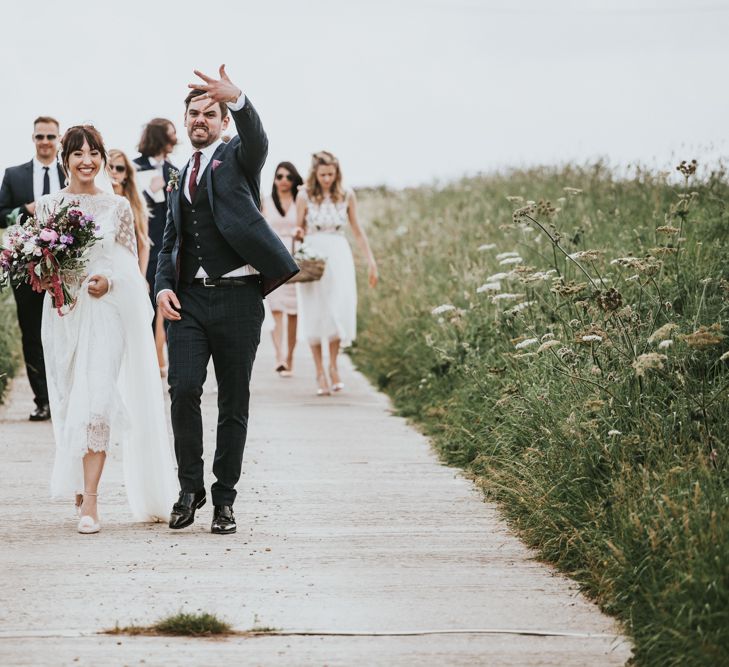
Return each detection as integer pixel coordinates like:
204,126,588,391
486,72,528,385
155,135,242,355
108,149,149,247
305,150,346,204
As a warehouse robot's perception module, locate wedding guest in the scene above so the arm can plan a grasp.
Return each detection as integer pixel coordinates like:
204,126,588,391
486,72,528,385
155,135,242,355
37,124,177,533
108,149,150,276
133,118,178,374
0,116,66,421
262,162,303,376
295,151,378,395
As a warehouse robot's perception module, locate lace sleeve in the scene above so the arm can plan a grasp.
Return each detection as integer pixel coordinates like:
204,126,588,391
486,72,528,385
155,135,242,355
115,198,138,257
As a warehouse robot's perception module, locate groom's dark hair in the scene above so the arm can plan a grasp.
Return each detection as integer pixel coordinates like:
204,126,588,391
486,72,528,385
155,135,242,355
184,90,229,119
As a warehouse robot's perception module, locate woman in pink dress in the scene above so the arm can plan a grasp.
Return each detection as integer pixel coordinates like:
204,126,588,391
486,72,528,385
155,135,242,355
262,161,303,376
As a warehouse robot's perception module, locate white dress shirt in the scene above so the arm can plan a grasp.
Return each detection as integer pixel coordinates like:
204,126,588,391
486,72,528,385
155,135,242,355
157,93,257,301
33,158,61,200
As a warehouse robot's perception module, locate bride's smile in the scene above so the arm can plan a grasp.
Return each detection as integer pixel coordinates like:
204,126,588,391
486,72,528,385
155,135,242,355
67,140,102,185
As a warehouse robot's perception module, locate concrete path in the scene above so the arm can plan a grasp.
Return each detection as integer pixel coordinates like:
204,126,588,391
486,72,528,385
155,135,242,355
0,336,631,666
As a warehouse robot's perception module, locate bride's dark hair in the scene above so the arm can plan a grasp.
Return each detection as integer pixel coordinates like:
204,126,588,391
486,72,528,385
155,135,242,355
60,125,108,173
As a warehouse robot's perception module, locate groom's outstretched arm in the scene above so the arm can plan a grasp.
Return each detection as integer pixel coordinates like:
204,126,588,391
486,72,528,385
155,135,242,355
188,64,268,176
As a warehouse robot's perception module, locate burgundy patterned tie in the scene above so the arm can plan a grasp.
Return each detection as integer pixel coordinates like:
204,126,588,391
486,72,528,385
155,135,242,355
188,151,202,201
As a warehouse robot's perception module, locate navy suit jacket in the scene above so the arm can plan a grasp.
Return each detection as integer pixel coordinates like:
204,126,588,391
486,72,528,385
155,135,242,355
0,159,66,227
155,97,298,297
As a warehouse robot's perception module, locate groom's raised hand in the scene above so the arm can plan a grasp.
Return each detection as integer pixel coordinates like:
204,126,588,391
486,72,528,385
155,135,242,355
188,64,242,112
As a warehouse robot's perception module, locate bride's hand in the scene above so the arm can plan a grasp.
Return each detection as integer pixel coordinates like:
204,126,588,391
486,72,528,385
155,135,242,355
188,64,242,111
87,275,109,298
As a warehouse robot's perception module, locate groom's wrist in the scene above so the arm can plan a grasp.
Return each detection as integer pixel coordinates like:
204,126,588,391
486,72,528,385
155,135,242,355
226,90,246,111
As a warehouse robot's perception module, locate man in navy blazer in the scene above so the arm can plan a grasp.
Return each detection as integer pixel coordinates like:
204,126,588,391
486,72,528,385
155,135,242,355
0,116,66,421
156,65,298,535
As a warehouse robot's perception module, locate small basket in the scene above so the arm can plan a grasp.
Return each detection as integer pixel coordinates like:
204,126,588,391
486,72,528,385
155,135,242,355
289,239,326,283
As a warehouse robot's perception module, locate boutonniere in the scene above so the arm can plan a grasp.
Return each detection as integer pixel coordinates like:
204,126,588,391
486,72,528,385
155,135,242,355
166,169,180,192
212,159,222,171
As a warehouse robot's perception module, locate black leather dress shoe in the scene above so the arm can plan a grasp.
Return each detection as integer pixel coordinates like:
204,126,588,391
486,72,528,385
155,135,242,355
211,505,236,534
29,404,51,421
169,489,206,529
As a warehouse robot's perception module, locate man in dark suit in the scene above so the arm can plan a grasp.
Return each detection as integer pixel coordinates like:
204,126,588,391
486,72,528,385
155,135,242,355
156,65,298,535
0,116,65,421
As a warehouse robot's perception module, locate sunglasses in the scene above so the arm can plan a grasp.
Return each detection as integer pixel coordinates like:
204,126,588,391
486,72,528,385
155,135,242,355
275,173,293,181
34,134,58,141
109,165,127,173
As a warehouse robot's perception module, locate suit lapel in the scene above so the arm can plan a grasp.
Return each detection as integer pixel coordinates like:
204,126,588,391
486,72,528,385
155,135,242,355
204,143,226,215
56,161,66,189
172,161,189,233
22,160,34,203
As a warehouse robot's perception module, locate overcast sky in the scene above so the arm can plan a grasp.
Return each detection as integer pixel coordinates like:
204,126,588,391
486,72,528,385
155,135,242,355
2,0,727,189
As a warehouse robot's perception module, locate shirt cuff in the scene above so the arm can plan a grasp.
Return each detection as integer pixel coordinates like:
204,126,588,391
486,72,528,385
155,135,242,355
226,92,247,112
156,288,173,304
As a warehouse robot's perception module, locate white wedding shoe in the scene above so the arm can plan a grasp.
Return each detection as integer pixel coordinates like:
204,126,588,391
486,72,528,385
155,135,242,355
77,491,101,534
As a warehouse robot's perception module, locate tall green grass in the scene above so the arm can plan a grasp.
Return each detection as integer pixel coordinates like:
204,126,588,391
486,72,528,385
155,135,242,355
353,163,729,667
0,291,21,403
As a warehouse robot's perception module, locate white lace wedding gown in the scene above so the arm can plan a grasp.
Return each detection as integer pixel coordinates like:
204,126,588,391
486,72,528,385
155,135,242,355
37,191,178,521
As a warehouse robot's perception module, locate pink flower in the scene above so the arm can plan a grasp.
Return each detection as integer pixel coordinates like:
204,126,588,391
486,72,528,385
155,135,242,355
38,228,59,244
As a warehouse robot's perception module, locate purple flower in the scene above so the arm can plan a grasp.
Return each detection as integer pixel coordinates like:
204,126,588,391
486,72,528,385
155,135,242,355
38,228,59,244
60,234,74,245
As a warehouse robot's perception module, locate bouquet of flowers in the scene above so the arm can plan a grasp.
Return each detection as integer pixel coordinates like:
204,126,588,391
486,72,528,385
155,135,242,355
289,241,326,283
1,199,100,315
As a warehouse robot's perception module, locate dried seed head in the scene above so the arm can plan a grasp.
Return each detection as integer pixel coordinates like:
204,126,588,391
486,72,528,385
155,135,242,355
596,288,623,312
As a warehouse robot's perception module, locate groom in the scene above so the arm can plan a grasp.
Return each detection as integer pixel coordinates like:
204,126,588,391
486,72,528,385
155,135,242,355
156,65,298,534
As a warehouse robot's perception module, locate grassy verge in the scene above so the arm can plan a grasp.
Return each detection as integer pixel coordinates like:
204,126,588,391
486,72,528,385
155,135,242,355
353,163,729,667
0,291,21,403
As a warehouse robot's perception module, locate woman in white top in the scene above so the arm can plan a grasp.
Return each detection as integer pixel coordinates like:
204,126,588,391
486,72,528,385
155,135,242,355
295,151,378,395
261,161,303,376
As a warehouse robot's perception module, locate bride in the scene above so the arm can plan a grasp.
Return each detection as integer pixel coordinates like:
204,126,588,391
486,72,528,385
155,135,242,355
36,124,178,533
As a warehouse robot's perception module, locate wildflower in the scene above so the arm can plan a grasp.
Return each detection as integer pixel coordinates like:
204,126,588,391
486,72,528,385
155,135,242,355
679,324,724,348
647,323,678,344
633,352,668,377
431,304,456,316
596,288,623,312
507,301,535,314
536,199,556,217
582,334,603,343
496,251,520,260
568,250,602,261
650,246,678,256
505,196,524,203
395,225,408,236
515,338,538,350
476,282,501,293
557,347,575,361
537,339,561,353
563,187,583,196
499,256,523,265
658,340,673,349
551,280,588,296
608,430,622,436
676,159,697,178
522,269,557,283
478,243,496,251
656,225,680,234
568,319,581,328
492,293,524,302
541,332,555,342
486,272,514,282
512,203,536,220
